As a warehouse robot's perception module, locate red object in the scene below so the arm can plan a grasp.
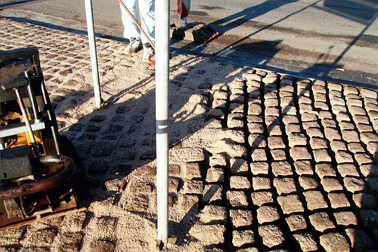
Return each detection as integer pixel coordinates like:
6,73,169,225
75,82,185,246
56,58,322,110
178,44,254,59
177,0,189,19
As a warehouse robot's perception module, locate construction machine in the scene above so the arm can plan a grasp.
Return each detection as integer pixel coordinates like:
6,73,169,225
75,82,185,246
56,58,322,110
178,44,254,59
0,47,83,230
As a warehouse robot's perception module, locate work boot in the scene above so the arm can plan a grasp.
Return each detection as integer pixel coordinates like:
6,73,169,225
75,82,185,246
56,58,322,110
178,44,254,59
124,37,142,54
142,43,154,62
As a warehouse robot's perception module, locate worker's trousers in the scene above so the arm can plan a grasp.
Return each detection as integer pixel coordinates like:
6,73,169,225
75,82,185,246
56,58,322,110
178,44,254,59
120,0,155,45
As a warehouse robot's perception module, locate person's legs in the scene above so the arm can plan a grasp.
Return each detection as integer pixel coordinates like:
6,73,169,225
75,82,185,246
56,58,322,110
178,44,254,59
138,0,155,46
120,0,142,53
138,0,155,62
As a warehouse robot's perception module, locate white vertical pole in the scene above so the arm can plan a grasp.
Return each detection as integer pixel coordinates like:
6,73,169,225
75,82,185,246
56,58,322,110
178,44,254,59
155,0,170,247
84,0,102,109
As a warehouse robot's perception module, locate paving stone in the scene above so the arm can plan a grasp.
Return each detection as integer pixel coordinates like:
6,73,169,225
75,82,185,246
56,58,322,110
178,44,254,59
228,113,244,129
332,105,348,114
210,138,248,158
202,184,223,204
265,106,280,116
277,194,304,214
353,192,377,209
345,228,374,251
265,98,279,107
349,105,367,116
248,87,261,98
361,88,378,99
210,154,227,167
288,132,307,147
321,177,344,192
285,123,301,134
252,176,271,190
61,211,87,232
347,142,365,153
309,137,327,149
199,205,227,224
248,122,264,134
251,191,274,206
298,96,312,104
361,132,378,145
285,214,307,232
315,163,336,178
189,224,225,246
303,190,328,210
321,118,337,128
354,153,373,166
366,142,378,156
229,103,244,113
341,130,360,143
330,140,348,152
359,210,378,228
246,115,263,123
258,225,285,248
168,177,180,193
282,115,299,125
333,211,358,226
250,162,269,175
24,227,59,247
309,212,335,232
360,163,378,177
330,96,346,106
272,161,293,176
206,168,224,183
273,177,296,195
267,136,285,149
324,127,341,140
230,175,251,189
319,232,350,252
344,177,366,193
366,176,378,194
306,127,325,138
232,230,256,247
270,149,287,161
251,148,268,162
302,121,320,131
328,192,351,209
212,99,227,109
229,209,253,227
293,233,318,252
268,124,283,136
248,134,266,149
208,108,225,119
282,105,297,115
298,176,319,190
181,194,199,212
227,190,249,208
312,84,327,93
339,122,354,131
299,103,313,112
213,90,228,100
336,113,351,123
335,150,354,164
128,179,154,194
314,93,327,102
248,102,262,115
301,112,318,122
183,180,203,194
294,160,314,175
290,146,312,161
257,205,280,224
314,101,329,110
56,232,84,251
313,149,332,163
354,115,370,124
371,229,378,246
185,162,202,179
89,240,116,252
230,158,249,175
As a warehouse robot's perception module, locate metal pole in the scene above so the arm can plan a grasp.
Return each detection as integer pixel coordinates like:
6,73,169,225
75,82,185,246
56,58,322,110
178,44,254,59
156,0,169,247
84,0,102,109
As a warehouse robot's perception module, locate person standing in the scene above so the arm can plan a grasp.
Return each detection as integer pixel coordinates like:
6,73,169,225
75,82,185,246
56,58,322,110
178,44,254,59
120,0,155,62
177,0,190,27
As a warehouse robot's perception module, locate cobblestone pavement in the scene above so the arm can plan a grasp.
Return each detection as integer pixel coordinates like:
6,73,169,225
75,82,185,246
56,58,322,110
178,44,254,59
1,17,378,252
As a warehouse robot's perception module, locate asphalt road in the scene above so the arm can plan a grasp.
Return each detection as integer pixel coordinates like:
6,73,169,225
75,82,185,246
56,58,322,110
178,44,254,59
0,0,378,86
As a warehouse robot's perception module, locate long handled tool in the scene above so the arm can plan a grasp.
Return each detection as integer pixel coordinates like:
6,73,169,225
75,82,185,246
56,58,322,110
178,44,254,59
117,0,155,50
